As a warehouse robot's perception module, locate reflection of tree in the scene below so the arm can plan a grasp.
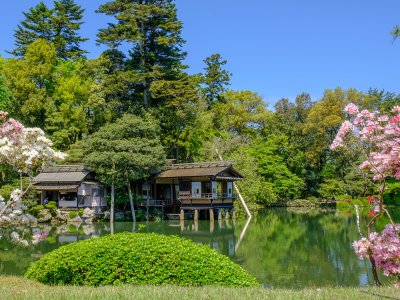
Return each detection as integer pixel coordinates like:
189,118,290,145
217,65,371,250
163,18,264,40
234,209,373,288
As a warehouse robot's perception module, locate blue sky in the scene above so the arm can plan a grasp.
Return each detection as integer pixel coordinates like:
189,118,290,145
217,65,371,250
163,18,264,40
1,1,399,107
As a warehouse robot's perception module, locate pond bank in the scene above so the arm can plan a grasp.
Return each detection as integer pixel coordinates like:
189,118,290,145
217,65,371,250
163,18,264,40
1,276,399,300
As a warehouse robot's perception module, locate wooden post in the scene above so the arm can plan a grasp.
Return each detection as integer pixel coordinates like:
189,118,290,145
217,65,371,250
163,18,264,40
209,209,214,221
194,209,199,221
218,209,222,220
232,208,236,220
210,219,214,233
225,209,230,220
180,209,185,221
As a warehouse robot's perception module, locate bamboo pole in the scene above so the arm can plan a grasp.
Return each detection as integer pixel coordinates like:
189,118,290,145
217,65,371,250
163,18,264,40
215,148,252,219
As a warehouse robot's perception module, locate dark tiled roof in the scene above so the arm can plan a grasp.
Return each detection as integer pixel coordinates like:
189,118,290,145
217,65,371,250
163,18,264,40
33,165,90,183
158,161,243,179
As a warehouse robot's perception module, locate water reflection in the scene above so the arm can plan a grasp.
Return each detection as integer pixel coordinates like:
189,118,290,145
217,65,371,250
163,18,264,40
0,207,399,288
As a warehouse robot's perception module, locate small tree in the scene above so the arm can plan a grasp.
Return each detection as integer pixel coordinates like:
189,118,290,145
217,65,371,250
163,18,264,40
331,103,400,286
80,113,165,223
0,111,65,218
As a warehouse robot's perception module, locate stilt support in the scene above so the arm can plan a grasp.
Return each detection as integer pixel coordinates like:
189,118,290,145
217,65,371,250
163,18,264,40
218,209,222,220
180,209,185,221
209,209,214,221
194,209,199,221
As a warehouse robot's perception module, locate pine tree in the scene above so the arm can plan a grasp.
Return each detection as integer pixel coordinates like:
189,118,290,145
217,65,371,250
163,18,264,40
97,0,186,108
11,2,54,57
10,0,87,59
202,53,231,108
52,0,88,59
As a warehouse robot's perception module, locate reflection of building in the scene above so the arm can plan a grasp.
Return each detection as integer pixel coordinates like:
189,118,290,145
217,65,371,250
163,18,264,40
33,165,107,209
135,161,243,219
178,220,237,257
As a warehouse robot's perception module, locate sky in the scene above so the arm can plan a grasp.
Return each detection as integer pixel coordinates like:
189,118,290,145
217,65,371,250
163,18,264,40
1,0,400,107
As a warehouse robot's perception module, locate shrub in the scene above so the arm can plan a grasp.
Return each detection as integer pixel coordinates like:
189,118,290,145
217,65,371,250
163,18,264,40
45,201,58,217
351,198,367,207
68,211,78,219
44,201,57,210
25,232,259,287
78,208,84,217
28,205,44,218
336,201,351,211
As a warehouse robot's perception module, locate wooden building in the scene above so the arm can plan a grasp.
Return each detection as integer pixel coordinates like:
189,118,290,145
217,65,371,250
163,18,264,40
136,161,243,219
33,165,107,209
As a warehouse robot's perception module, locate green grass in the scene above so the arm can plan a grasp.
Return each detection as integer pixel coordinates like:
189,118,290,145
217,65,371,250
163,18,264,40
1,276,399,300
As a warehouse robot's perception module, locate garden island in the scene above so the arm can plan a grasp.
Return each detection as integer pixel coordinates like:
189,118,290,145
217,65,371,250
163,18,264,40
0,1,399,299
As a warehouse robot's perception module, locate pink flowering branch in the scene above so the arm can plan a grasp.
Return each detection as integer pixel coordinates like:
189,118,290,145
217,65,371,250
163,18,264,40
331,103,400,287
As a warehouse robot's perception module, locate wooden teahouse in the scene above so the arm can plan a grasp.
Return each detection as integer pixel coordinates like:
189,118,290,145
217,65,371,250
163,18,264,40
32,165,107,209
135,161,243,219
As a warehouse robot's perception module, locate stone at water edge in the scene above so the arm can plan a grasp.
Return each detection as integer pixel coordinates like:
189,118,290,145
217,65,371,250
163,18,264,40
68,215,83,224
82,208,95,219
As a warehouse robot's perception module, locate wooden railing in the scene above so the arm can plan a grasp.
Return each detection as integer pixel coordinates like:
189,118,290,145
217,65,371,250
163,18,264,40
138,198,176,206
178,191,235,200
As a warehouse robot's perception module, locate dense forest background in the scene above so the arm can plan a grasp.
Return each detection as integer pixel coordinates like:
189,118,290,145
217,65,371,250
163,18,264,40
1,0,400,206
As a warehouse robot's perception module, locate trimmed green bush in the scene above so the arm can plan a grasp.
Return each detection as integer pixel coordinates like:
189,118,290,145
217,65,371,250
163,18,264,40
68,211,78,219
78,208,84,217
25,233,259,287
28,205,44,218
336,201,351,211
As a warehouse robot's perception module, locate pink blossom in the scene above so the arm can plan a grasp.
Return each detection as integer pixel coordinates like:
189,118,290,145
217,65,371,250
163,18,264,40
344,103,359,115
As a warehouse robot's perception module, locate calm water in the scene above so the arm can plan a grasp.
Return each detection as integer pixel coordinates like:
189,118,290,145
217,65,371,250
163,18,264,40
1,207,399,288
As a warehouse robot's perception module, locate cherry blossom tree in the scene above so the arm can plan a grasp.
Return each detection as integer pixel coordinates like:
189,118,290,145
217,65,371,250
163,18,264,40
0,111,65,221
331,103,400,287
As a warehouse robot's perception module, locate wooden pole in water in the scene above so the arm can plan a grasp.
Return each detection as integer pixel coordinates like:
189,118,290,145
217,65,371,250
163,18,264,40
215,148,252,219
194,209,199,221
180,209,185,221
209,208,214,221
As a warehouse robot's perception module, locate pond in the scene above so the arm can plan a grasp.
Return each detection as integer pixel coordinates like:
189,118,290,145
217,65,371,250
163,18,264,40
0,207,399,288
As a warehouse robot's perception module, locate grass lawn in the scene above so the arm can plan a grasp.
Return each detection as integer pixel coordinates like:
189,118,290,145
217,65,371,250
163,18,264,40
1,276,399,300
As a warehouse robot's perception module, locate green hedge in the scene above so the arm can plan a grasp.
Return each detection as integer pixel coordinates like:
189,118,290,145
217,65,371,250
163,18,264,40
25,232,259,287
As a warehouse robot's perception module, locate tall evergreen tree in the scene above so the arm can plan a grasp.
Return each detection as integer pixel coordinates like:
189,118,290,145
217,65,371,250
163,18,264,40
202,53,231,108
10,0,87,59
52,0,88,59
97,0,186,108
11,2,54,57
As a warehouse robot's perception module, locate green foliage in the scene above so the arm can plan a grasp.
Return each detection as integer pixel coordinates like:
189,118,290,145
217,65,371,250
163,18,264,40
250,135,305,200
45,201,58,217
202,53,231,107
336,201,351,211
11,0,87,59
68,211,78,219
97,0,186,107
213,90,269,138
28,205,44,218
80,113,166,185
25,232,259,287
78,208,84,217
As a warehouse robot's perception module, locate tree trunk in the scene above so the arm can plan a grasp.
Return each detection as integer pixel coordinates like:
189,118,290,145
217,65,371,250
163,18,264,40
127,181,136,222
110,181,115,224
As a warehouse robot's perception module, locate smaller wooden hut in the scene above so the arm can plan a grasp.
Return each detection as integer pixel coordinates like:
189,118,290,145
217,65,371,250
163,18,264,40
32,165,107,209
